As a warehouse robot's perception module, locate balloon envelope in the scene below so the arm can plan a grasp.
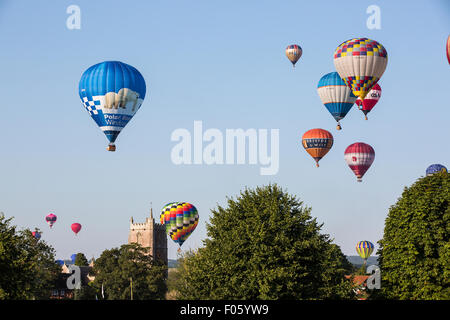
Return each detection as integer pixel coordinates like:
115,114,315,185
447,35,450,65
344,142,375,182
160,202,199,247
356,241,374,259
334,38,387,100
71,223,82,235
45,213,57,228
286,44,302,67
426,164,447,176
317,72,357,129
355,83,381,120
79,61,147,151
302,129,333,167
32,231,41,240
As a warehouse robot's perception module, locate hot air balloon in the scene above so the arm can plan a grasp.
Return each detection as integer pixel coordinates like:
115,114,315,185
356,240,374,267
426,164,448,176
334,38,387,101
79,61,147,152
344,143,375,182
286,44,302,67
317,72,357,130
447,35,450,65
301,129,333,167
355,83,381,120
71,223,82,236
160,202,199,249
32,231,41,240
45,213,57,228
160,202,177,225
56,260,64,266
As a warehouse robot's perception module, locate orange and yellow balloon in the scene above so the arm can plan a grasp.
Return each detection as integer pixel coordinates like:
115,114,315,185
301,129,333,167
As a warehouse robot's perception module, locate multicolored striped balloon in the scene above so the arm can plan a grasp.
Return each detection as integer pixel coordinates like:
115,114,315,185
317,72,357,130
302,129,334,167
356,241,374,260
285,44,302,67
160,202,199,247
334,38,387,101
426,164,447,176
344,142,375,182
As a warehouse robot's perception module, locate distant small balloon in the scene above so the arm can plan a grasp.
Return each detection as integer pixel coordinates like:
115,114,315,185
45,213,57,228
426,164,447,176
32,231,41,240
286,44,302,67
71,223,82,235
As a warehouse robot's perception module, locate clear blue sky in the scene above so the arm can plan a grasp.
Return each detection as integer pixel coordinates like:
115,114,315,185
0,0,448,260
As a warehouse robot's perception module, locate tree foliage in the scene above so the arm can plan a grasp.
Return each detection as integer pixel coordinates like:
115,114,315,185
0,213,60,300
74,253,89,266
377,172,450,299
90,243,167,300
174,185,354,299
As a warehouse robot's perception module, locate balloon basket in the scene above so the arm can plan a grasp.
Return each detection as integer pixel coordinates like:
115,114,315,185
316,162,319,168
107,144,116,152
365,116,368,120
336,124,342,130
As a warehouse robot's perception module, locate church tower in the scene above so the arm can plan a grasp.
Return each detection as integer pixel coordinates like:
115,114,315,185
128,207,168,265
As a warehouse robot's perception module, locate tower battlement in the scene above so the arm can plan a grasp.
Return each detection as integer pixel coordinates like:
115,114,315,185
128,207,168,265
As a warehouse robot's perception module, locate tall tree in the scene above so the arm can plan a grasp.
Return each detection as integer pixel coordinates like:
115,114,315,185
174,185,354,299
377,172,449,299
74,253,89,266
90,243,167,300
0,213,60,300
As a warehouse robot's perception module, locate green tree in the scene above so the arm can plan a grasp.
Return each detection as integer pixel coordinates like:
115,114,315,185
175,185,354,299
0,213,60,300
377,172,450,299
74,253,89,266
90,243,167,300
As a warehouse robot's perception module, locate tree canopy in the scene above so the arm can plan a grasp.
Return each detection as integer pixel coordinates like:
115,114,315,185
90,243,167,300
377,172,450,299
74,253,89,266
174,184,354,299
0,213,60,300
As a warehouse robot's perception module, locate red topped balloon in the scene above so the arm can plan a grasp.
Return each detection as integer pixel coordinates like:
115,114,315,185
344,143,375,182
71,223,82,235
355,83,381,120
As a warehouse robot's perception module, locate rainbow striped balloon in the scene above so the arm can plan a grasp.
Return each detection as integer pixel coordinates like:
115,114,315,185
160,202,199,247
356,240,374,260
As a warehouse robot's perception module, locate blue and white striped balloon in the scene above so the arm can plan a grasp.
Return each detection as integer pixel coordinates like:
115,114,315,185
78,61,147,151
317,72,357,130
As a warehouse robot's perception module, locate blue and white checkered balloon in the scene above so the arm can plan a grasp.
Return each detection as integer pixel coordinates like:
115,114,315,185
79,61,147,151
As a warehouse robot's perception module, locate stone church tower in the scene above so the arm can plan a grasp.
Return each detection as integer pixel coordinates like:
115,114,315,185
128,207,168,265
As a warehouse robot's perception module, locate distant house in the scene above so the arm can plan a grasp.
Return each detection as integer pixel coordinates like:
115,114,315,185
345,275,370,300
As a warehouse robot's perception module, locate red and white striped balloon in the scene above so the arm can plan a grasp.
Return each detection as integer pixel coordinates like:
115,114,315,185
344,143,375,182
